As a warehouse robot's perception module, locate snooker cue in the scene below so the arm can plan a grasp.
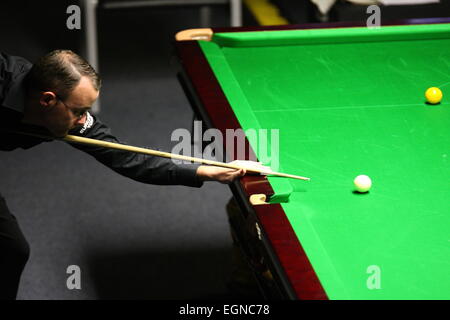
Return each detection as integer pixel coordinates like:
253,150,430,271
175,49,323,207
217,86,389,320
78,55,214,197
8,130,310,181
63,135,310,181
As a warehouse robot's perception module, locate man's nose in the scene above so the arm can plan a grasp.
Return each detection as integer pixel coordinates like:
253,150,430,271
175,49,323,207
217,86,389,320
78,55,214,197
73,118,82,126
73,114,86,126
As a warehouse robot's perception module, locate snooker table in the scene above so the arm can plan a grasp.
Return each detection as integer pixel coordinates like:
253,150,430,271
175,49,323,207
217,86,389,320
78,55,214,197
174,18,450,300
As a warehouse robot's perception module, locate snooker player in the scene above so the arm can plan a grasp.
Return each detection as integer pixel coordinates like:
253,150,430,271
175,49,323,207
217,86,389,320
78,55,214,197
0,50,258,299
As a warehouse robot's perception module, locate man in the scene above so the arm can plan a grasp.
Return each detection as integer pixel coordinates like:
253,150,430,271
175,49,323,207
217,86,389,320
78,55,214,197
0,50,256,299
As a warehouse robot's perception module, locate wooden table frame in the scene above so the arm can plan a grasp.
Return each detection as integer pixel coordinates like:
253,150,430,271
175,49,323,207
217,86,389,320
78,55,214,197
174,17,450,299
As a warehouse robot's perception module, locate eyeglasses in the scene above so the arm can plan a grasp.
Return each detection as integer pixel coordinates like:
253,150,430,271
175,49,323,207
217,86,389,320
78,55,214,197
56,95,89,119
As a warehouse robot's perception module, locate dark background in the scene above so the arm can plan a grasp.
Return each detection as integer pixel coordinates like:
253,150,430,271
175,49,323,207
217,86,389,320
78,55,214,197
2,0,240,300
1,0,448,299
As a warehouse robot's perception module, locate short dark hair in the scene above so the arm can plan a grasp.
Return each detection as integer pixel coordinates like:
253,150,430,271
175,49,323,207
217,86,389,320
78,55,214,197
28,49,101,99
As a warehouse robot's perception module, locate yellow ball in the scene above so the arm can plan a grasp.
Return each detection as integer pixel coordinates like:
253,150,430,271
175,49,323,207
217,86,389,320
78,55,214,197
425,87,443,104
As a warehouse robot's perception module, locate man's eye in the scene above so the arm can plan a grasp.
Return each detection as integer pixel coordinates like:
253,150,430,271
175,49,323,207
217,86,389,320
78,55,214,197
76,110,86,117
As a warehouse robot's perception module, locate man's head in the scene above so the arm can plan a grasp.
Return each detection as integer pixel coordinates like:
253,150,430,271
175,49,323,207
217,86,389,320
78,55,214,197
26,50,101,137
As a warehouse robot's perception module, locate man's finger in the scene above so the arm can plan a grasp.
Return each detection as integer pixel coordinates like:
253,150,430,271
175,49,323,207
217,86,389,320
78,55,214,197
233,168,245,179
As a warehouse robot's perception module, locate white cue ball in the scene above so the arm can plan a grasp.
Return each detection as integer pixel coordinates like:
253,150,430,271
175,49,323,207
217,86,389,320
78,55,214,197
354,175,372,193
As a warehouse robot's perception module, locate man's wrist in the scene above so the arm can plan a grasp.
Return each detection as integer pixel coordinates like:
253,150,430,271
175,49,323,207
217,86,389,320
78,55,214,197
196,165,214,182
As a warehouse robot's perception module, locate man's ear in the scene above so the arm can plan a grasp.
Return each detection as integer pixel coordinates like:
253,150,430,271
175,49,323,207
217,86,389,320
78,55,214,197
40,91,58,107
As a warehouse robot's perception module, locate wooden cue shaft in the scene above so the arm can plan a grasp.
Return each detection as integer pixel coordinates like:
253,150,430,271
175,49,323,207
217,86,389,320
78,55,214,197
63,135,310,181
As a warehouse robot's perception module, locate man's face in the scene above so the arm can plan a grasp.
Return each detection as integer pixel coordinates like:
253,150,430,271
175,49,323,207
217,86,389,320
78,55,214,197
40,76,99,137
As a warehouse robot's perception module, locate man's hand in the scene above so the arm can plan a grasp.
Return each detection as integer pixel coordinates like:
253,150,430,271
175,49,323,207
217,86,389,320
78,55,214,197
230,160,272,175
196,161,272,184
196,165,246,184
